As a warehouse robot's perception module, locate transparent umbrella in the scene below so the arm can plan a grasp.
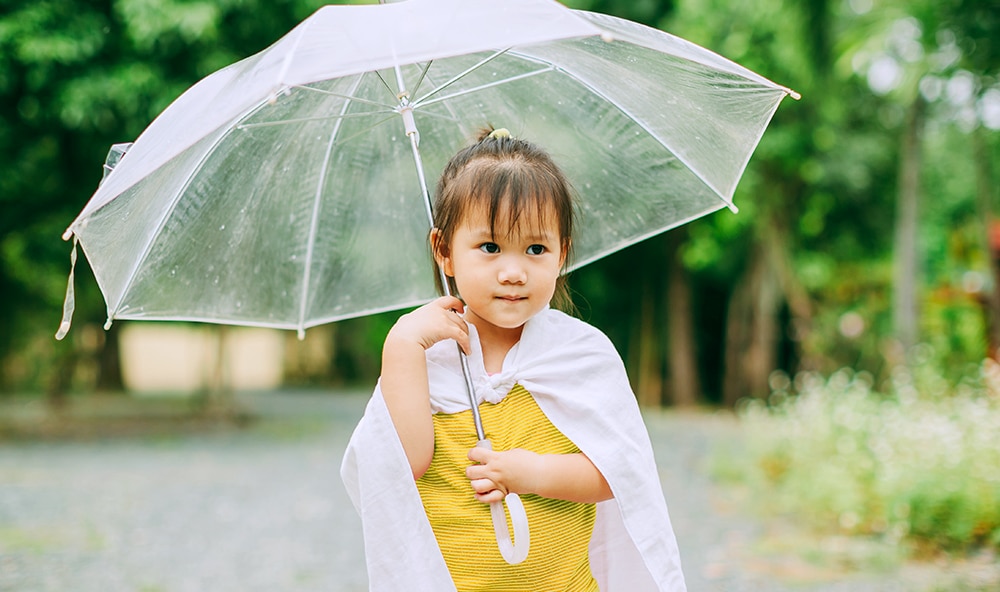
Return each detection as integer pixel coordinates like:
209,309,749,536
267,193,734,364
56,0,797,564
57,0,796,340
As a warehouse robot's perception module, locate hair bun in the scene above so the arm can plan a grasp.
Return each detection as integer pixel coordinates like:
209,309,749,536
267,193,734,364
487,128,512,140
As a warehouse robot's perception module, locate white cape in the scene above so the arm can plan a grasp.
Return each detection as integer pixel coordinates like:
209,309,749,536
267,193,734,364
341,308,686,591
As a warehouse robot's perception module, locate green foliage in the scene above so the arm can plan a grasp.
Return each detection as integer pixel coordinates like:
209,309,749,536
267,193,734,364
0,0,331,390
0,0,999,396
733,361,1000,553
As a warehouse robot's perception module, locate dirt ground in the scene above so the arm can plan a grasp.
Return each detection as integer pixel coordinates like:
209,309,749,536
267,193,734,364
0,390,996,591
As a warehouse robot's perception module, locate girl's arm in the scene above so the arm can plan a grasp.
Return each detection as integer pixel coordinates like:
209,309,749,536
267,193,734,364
381,296,470,480
465,448,613,504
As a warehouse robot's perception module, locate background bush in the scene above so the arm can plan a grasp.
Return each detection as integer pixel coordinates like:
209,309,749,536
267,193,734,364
731,355,1000,554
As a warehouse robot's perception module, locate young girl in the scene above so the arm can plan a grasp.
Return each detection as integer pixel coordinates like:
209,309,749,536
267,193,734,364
341,128,686,591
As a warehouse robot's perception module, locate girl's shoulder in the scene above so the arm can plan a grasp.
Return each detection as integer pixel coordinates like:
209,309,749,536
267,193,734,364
529,308,618,355
535,307,608,337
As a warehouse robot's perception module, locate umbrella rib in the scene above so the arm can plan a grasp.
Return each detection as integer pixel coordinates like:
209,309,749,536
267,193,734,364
237,110,394,130
408,108,459,124
409,61,433,98
297,74,368,337
413,48,509,105
413,66,555,109
327,115,397,147
373,69,399,101
292,85,395,109
116,294,437,332
507,49,739,210
417,70,467,128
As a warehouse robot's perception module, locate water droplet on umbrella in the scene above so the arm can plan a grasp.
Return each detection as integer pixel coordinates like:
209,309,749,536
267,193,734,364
219,224,225,230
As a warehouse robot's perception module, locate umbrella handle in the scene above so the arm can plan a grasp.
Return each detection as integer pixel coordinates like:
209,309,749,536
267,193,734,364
477,439,530,564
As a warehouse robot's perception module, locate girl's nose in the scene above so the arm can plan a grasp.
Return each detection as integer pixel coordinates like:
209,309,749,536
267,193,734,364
498,258,527,284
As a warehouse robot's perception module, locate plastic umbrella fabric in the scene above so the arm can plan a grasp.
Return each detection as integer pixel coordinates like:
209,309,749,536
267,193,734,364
57,0,796,342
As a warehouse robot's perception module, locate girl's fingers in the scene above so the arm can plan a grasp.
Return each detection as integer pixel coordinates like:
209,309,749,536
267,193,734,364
467,446,493,465
465,463,488,481
442,303,470,354
474,489,505,504
436,295,464,314
469,478,496,494
449,313,470,352
470,478,507,504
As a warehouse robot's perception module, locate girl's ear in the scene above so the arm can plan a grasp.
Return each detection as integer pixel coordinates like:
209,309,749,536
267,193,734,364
559,238,571,269
430,228,454,276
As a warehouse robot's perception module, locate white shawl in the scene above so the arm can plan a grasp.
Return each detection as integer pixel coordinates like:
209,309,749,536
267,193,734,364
340,308,686,591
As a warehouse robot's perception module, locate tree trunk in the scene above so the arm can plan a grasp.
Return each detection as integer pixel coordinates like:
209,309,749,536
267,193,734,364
892,97,925,351
722,258,754,407
199,326,234,415
722,244,782,405
748,252,781,397
96,325,124,392
973,127,1000,360
47,339,76,412
763,220,813,368
631,274,662,407
666,230,700,408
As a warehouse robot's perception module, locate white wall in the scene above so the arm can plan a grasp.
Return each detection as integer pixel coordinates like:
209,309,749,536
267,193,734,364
119,324,285,393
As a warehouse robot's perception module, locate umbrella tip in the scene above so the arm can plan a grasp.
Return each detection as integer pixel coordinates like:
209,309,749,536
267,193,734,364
62,229,73,241
787,89,802,101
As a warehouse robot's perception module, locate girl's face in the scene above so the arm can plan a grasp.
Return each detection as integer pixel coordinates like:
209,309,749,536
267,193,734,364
435,202,566,341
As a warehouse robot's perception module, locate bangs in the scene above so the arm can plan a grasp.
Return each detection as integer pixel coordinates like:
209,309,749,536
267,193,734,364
447,158,572,243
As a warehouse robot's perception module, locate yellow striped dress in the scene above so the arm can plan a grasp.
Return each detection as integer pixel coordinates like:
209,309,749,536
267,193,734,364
416,384,599,591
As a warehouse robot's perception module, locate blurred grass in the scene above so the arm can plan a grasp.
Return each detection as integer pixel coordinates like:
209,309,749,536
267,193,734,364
711,357,1000,589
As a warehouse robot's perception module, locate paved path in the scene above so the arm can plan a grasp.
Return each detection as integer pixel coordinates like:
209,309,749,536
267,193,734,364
0,390,993,591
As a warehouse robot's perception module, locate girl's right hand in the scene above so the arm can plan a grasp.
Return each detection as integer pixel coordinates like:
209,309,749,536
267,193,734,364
381,296,468,479
385,295,471,354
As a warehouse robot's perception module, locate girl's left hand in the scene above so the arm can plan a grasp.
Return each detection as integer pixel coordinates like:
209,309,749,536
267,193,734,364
465,447,541,504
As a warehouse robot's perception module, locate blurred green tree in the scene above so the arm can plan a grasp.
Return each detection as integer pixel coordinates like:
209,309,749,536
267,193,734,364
2,0,997,405
0,0,332,394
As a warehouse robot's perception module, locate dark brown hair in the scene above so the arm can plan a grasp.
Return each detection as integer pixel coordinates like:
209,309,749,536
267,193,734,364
431,127,575,312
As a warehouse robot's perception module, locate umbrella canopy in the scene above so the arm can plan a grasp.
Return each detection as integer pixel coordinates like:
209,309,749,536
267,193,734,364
58,0,796,339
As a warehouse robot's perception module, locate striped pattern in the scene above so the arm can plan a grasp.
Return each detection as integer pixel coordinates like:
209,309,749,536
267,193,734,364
416,384,599,591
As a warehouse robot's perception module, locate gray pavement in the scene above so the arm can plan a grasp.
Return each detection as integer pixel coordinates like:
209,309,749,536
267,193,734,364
0,390,993,591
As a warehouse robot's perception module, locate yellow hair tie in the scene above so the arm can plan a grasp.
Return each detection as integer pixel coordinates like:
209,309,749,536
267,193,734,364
488,128,511,139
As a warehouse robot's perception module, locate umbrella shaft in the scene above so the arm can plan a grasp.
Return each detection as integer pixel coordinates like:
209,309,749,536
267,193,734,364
406,126,486,441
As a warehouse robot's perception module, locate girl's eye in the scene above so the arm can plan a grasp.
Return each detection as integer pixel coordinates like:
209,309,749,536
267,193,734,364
480,243,500,254
527,245,546,255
